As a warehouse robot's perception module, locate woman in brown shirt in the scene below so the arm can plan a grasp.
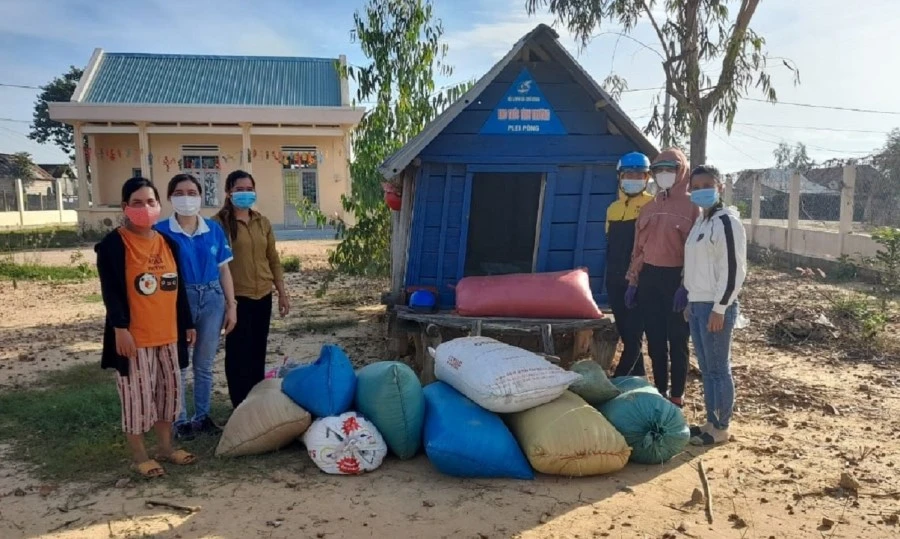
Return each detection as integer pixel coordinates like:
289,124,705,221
215,170,290,407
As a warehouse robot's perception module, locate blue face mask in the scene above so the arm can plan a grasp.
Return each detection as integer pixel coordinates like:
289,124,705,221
620,179,646,195
231,191,257,209
690,188,720,209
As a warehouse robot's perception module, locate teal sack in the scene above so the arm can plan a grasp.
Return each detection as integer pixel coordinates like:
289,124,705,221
598,390,690,464
355,361,425,460
611,376,655,394
568,359,620,405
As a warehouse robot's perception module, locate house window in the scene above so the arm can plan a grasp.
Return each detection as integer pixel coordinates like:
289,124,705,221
181,145,220,207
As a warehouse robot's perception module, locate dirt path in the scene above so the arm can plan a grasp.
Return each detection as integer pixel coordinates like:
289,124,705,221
1,243,898,538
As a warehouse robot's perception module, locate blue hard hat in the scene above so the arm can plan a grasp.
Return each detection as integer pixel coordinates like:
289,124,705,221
409,290,437,312
617,152,651,172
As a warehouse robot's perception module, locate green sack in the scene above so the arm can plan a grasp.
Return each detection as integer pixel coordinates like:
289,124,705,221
568,359,620,405
611,376,656,394
598,389,690,465
355,361,425,460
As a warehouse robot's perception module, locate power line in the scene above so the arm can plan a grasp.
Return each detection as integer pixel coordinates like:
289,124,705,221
742,97,900,115
734,121,890,135
712,129,767,166
0,118,31,124
0,82,41,90
732,127,872,155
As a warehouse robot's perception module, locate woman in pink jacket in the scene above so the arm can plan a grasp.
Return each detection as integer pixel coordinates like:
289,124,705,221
624,148,700,406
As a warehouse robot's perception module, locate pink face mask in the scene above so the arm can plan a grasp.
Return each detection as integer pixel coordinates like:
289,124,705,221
124,205,161,228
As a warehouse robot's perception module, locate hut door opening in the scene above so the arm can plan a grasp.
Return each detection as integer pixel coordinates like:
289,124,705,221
464,172,543,277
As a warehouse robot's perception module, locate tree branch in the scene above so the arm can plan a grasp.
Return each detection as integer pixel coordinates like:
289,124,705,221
702,0,761,109
639,1,690,107
591,31,666,61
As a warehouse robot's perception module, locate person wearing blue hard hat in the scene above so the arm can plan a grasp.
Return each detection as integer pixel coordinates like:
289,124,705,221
606,152,653,377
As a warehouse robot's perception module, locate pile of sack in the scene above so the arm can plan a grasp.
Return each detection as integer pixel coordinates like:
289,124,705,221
216,344,424,475
214,336,690,478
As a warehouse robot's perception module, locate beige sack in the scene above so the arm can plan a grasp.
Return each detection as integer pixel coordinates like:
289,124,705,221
216,378,312,457
506,391,631,476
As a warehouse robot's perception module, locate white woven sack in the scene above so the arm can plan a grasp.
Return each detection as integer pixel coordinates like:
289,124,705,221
216,378,311,457
432,336,582,413
302,412,388,475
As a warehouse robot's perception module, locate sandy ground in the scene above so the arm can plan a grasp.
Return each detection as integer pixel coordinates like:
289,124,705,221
1,241,899,539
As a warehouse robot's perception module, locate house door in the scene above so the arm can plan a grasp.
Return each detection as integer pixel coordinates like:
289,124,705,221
282,168,320,228
464,172,543,276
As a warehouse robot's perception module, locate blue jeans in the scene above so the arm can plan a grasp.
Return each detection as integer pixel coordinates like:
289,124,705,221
177,281,225,426
688,301,738,430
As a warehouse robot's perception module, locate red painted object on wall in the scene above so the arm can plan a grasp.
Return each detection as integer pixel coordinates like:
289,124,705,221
455,268,603,319
384,190,402,211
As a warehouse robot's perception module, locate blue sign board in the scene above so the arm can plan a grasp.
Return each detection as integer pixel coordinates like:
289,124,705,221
480,68,567,135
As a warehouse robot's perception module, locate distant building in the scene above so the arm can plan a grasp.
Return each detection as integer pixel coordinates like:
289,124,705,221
732,168,840,221
49,48,364,230
0,152,59,208
37,163,78,201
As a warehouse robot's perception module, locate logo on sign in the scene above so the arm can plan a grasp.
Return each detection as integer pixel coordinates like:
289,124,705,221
480,68,567,136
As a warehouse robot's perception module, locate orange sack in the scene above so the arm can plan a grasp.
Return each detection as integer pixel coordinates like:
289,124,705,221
455,268,603,319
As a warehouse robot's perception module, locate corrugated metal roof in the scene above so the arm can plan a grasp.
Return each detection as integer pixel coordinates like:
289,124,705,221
83,53,342,107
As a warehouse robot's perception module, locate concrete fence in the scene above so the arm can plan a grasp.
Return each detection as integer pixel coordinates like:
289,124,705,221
0,178,78,229
725,165,883,261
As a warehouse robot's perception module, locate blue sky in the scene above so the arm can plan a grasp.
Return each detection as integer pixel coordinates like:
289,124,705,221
1,0,899,172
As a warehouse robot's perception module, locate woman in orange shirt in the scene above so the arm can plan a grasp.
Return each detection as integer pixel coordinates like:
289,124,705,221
95,177,198,478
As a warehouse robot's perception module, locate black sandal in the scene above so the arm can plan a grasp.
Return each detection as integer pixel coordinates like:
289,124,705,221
690,432,720,446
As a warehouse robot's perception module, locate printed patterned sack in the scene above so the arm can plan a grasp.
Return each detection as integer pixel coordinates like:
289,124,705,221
302,412,388,475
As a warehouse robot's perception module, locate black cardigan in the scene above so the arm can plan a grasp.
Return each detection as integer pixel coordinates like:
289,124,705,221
94,229,195,376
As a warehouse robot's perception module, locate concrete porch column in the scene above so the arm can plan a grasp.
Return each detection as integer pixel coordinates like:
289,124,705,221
73,122,89,210
241,123,252,174
137,122,151,180
87,134,100,206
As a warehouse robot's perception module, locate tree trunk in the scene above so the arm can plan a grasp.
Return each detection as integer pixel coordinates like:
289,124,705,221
689,110,710,169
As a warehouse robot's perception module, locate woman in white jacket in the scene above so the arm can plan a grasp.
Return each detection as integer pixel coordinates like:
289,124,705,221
683,165,747,446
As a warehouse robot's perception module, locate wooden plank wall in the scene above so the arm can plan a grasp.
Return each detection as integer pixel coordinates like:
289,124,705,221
405,58,642,306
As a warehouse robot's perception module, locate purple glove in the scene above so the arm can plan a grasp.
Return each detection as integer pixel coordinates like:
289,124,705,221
673,286,688,312
624,285,638,309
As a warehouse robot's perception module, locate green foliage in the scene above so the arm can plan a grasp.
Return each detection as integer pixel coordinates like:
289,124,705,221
870,227,900,296
0,259,96,281
7,152,38,185
281,254,301,273
829,292,887,339
832,255,859,282
773,142,814,173
0,225,103,252
734,200,750,218
304,0,471,279
525,0,798,166
29,66,83,157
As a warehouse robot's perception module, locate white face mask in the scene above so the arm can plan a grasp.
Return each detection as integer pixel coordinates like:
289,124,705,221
171,195,202,217
655,172,677,190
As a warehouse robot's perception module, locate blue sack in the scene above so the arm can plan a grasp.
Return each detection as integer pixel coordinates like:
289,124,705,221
423,382,533,480
598,389,690,465
611,376,656,394
356,361,425,460
282,344,357,418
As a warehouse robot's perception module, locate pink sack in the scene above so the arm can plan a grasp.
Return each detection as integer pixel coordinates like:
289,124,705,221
455,268,603,319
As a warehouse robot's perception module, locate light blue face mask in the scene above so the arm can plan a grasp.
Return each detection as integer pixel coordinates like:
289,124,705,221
620,179,646,195
231,191,257,209
690,188,720,209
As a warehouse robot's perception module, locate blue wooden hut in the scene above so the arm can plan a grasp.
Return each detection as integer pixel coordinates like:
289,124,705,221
381,24,658,311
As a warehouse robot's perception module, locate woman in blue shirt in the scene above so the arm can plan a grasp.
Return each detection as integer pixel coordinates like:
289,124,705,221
156,174,237,440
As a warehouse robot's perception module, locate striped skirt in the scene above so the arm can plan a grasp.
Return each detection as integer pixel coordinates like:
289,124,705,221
115,343,181,435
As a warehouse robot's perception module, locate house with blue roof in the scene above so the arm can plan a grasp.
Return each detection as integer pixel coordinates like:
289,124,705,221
49,49,364,229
